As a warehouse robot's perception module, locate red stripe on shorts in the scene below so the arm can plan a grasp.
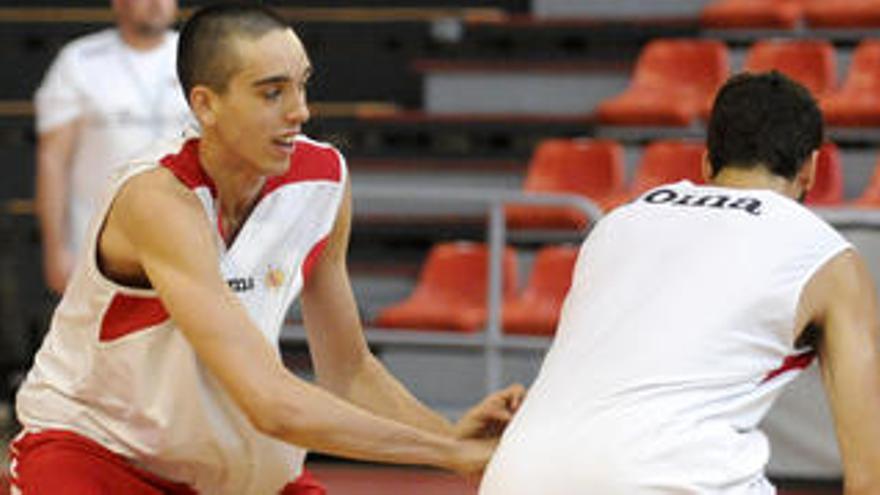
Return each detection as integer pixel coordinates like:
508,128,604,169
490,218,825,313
9,429,196,494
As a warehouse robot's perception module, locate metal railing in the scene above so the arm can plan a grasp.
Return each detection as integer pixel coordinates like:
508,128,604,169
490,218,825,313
282,185,603,395
281,192,880,397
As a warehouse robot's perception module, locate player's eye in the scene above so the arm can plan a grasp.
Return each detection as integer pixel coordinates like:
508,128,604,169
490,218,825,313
264,88,282,101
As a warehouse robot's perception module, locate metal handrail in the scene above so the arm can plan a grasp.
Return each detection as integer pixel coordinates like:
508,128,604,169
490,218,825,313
286,191,880,395
286,185,604,394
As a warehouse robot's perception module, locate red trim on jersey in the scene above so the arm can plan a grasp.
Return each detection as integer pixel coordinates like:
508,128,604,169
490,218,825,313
263,141,342,198
762,350,816,383
302,237,330,284
100,294,170,342
282,469,327,495
159,138,217,197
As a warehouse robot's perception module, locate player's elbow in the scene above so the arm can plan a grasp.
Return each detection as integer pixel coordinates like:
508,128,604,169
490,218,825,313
244,390,296,439
247,404,287,438
242,381,321,442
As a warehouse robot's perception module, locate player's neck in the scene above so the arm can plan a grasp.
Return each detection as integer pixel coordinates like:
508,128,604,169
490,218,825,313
118,27,166,52
198,140,266,224
710,167,798,198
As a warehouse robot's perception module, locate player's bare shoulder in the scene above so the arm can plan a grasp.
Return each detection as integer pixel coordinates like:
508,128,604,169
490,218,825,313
99,167,215,286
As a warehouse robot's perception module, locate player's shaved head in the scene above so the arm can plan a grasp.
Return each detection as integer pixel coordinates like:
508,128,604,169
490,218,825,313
177,3,290,101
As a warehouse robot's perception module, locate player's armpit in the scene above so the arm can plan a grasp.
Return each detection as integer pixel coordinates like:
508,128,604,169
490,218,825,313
106,169,293,425
808,249,880,495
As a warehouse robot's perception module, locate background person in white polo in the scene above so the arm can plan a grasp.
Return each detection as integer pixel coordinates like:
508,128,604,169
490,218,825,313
34,0,191,294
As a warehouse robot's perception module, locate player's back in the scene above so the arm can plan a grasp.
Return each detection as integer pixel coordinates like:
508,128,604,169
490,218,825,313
481,180,850,494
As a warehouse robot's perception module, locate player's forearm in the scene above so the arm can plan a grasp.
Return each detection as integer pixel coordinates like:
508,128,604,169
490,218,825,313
341,354,454,436
257,371,460,469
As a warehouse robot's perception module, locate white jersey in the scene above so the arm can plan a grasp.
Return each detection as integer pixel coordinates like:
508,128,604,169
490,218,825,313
16,136,347,494
35,28,193,254
481,181,851,495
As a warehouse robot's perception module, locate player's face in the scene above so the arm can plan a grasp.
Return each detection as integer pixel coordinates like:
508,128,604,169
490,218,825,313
113,0,177,37
213,29,311,177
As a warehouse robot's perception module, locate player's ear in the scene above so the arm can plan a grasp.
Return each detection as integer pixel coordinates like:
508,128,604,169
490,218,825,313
798,149,818,196
190,86,218,128
701,150,714,183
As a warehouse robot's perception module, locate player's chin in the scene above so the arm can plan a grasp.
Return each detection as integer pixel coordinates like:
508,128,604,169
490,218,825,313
264,146,294,174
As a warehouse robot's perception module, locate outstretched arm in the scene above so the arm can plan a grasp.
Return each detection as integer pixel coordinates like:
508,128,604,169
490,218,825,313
301,180,524,437
805,250,880,494
102,170,491,473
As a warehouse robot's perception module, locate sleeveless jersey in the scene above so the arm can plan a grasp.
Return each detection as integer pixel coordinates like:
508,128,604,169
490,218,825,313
16,136,347,494
480,181,851,495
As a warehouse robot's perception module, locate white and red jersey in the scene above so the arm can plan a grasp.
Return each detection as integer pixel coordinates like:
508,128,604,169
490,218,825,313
16,136,347,494
481,181,851,495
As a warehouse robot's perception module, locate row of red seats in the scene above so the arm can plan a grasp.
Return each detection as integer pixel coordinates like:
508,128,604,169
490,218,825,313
598,38,880,127
375,242,579,336
373,137,859,334
703,0,880,29
505,138,847,230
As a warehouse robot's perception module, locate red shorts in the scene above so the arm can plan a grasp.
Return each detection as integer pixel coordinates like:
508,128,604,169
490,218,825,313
8,430,326,495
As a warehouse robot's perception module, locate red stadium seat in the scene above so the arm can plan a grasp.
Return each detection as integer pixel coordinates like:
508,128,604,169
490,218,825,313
744,39,838,98
805,0,880,28
605,140,707,209
374,242,518,332
597,39,730,126
805,142,844,206
506,138,625,229
821,40,880,127
701,0,806,29
503,245,579,336
632,140,707,193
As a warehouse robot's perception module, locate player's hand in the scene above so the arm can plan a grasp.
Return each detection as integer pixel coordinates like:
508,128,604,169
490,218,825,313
454,383,526,440
447,437,500,476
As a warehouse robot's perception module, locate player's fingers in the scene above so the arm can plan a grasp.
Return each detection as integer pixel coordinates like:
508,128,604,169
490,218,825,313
502,383,526,411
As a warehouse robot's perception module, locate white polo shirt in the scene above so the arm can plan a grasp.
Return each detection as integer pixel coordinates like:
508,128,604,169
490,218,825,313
35,28,193,254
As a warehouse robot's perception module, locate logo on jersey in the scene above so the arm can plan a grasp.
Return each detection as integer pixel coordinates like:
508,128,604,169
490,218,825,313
642,188,763,216
227,277,255,293
265,266,286,289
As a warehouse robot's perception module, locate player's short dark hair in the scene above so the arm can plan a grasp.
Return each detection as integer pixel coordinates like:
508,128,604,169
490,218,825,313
177,3,289,100
707,71,823,180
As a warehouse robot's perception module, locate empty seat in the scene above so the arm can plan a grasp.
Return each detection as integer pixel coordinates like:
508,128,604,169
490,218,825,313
744,39,837,98
821,40,880,127
503,245,579,336
701,0,806,29
805,0,880,28
374,242,518,332
805,142,844,206
506,138,625,229
634,140,707,192
604,140,707,209
597,39,730,126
